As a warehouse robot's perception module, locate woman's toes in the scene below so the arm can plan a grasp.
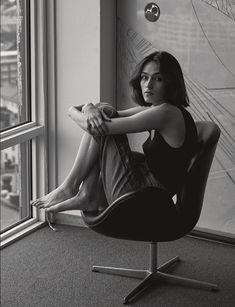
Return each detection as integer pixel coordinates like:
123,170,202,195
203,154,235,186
32,198,45,207
37,201,46,209
31,200,38,207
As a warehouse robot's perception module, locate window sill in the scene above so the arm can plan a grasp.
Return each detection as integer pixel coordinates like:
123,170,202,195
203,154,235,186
0,218,45,249
0,211,86,249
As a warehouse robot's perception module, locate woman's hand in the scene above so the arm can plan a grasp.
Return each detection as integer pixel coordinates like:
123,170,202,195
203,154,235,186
82,103,111,136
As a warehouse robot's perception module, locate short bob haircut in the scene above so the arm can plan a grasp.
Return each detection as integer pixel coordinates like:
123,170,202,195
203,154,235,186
129,51,189,107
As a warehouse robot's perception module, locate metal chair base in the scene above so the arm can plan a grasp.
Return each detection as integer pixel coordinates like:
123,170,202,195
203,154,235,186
92,255,219,304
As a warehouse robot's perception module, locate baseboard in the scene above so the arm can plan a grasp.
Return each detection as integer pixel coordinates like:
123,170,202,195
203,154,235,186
54,210,87,228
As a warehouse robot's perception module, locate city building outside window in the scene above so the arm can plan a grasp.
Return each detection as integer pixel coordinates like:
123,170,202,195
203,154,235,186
1,0,31,232
0,0,55,246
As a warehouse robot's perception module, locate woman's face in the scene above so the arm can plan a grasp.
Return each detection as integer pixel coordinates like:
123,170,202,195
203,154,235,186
140,60,166,105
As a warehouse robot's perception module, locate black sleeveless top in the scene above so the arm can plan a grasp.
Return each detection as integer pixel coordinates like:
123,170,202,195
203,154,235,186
142,106,198,196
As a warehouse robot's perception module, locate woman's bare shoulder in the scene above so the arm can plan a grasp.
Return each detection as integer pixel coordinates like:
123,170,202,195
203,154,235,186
118,105,150,117
160,103,183,120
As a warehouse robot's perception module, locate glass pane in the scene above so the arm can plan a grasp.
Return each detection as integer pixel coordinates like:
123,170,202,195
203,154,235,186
0,0,30,131
0,141,31,232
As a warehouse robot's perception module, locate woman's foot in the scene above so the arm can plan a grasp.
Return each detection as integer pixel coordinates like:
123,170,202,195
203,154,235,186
31,185,76,209
46,189,99,214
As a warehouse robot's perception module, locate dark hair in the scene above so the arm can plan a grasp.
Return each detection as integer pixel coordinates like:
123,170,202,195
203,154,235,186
129,51,189,107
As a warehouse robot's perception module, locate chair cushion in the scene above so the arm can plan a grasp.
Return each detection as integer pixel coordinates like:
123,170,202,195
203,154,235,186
82,187,185,242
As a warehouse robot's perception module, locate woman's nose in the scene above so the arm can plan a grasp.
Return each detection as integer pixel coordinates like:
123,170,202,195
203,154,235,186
146,78,154,89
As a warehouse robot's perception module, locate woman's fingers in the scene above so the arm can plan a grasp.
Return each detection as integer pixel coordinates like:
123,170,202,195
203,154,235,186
85,106,111,136
95,111,108,128
89,120,103,135
88,115,108,135
100,109,112,121
84,105,111,136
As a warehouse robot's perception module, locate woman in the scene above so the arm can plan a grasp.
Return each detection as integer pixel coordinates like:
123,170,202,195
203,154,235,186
32,51,198,225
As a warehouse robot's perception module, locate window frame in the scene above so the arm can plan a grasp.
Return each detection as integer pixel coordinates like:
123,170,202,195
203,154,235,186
0,0,57,248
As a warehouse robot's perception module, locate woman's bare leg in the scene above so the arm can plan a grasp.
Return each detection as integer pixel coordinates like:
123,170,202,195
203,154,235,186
46,163,108,213
32,132,100,209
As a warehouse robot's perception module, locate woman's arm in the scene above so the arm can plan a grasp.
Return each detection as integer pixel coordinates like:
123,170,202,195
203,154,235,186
68,102,177,138
67,104,102,134
67,103,112,135
105,104,175,135
67,103,144,132
67,105,88,131
118,106,150,117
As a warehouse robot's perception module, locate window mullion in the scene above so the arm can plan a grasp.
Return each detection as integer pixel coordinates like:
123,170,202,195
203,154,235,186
0,125,44,150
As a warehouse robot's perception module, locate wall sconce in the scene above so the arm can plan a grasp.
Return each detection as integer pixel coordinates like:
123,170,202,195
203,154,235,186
144,3,160,22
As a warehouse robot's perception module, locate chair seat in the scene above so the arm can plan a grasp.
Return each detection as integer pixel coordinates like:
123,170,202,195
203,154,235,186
82,187,188,242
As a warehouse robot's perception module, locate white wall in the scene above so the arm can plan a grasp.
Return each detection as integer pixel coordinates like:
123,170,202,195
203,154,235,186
55,0,116,185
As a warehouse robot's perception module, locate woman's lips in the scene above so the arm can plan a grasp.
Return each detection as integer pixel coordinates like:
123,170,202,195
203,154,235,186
144,91,153,96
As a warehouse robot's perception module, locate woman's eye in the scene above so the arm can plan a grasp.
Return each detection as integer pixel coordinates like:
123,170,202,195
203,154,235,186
141,75,148,81
141,75,163,82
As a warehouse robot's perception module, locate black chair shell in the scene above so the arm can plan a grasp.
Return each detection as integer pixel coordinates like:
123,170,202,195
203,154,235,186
82,121,220,242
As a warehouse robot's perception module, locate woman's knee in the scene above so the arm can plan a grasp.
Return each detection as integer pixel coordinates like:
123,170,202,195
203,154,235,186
97,102,119,119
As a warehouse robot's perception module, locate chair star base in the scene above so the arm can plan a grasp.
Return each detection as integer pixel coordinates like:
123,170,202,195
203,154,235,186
92,255,219,304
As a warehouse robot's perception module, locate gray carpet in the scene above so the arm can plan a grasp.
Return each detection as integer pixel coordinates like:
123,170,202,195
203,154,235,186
1,225,235,307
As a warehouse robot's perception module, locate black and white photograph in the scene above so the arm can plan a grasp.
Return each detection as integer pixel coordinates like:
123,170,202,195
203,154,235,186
1,0,235,306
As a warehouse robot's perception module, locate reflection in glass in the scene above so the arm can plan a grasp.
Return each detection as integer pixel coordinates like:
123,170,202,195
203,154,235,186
0,142,31,231
0,0,29,131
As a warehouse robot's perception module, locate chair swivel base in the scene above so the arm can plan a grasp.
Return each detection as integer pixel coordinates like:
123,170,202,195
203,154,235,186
92,256,219,304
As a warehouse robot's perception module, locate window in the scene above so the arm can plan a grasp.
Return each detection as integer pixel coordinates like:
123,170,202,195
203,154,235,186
0,0,30,131
1,141,33,229
0,0,56,247
0,0,32,233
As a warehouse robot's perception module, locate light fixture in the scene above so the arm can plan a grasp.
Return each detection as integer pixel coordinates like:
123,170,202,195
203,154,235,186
144,3,160,22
